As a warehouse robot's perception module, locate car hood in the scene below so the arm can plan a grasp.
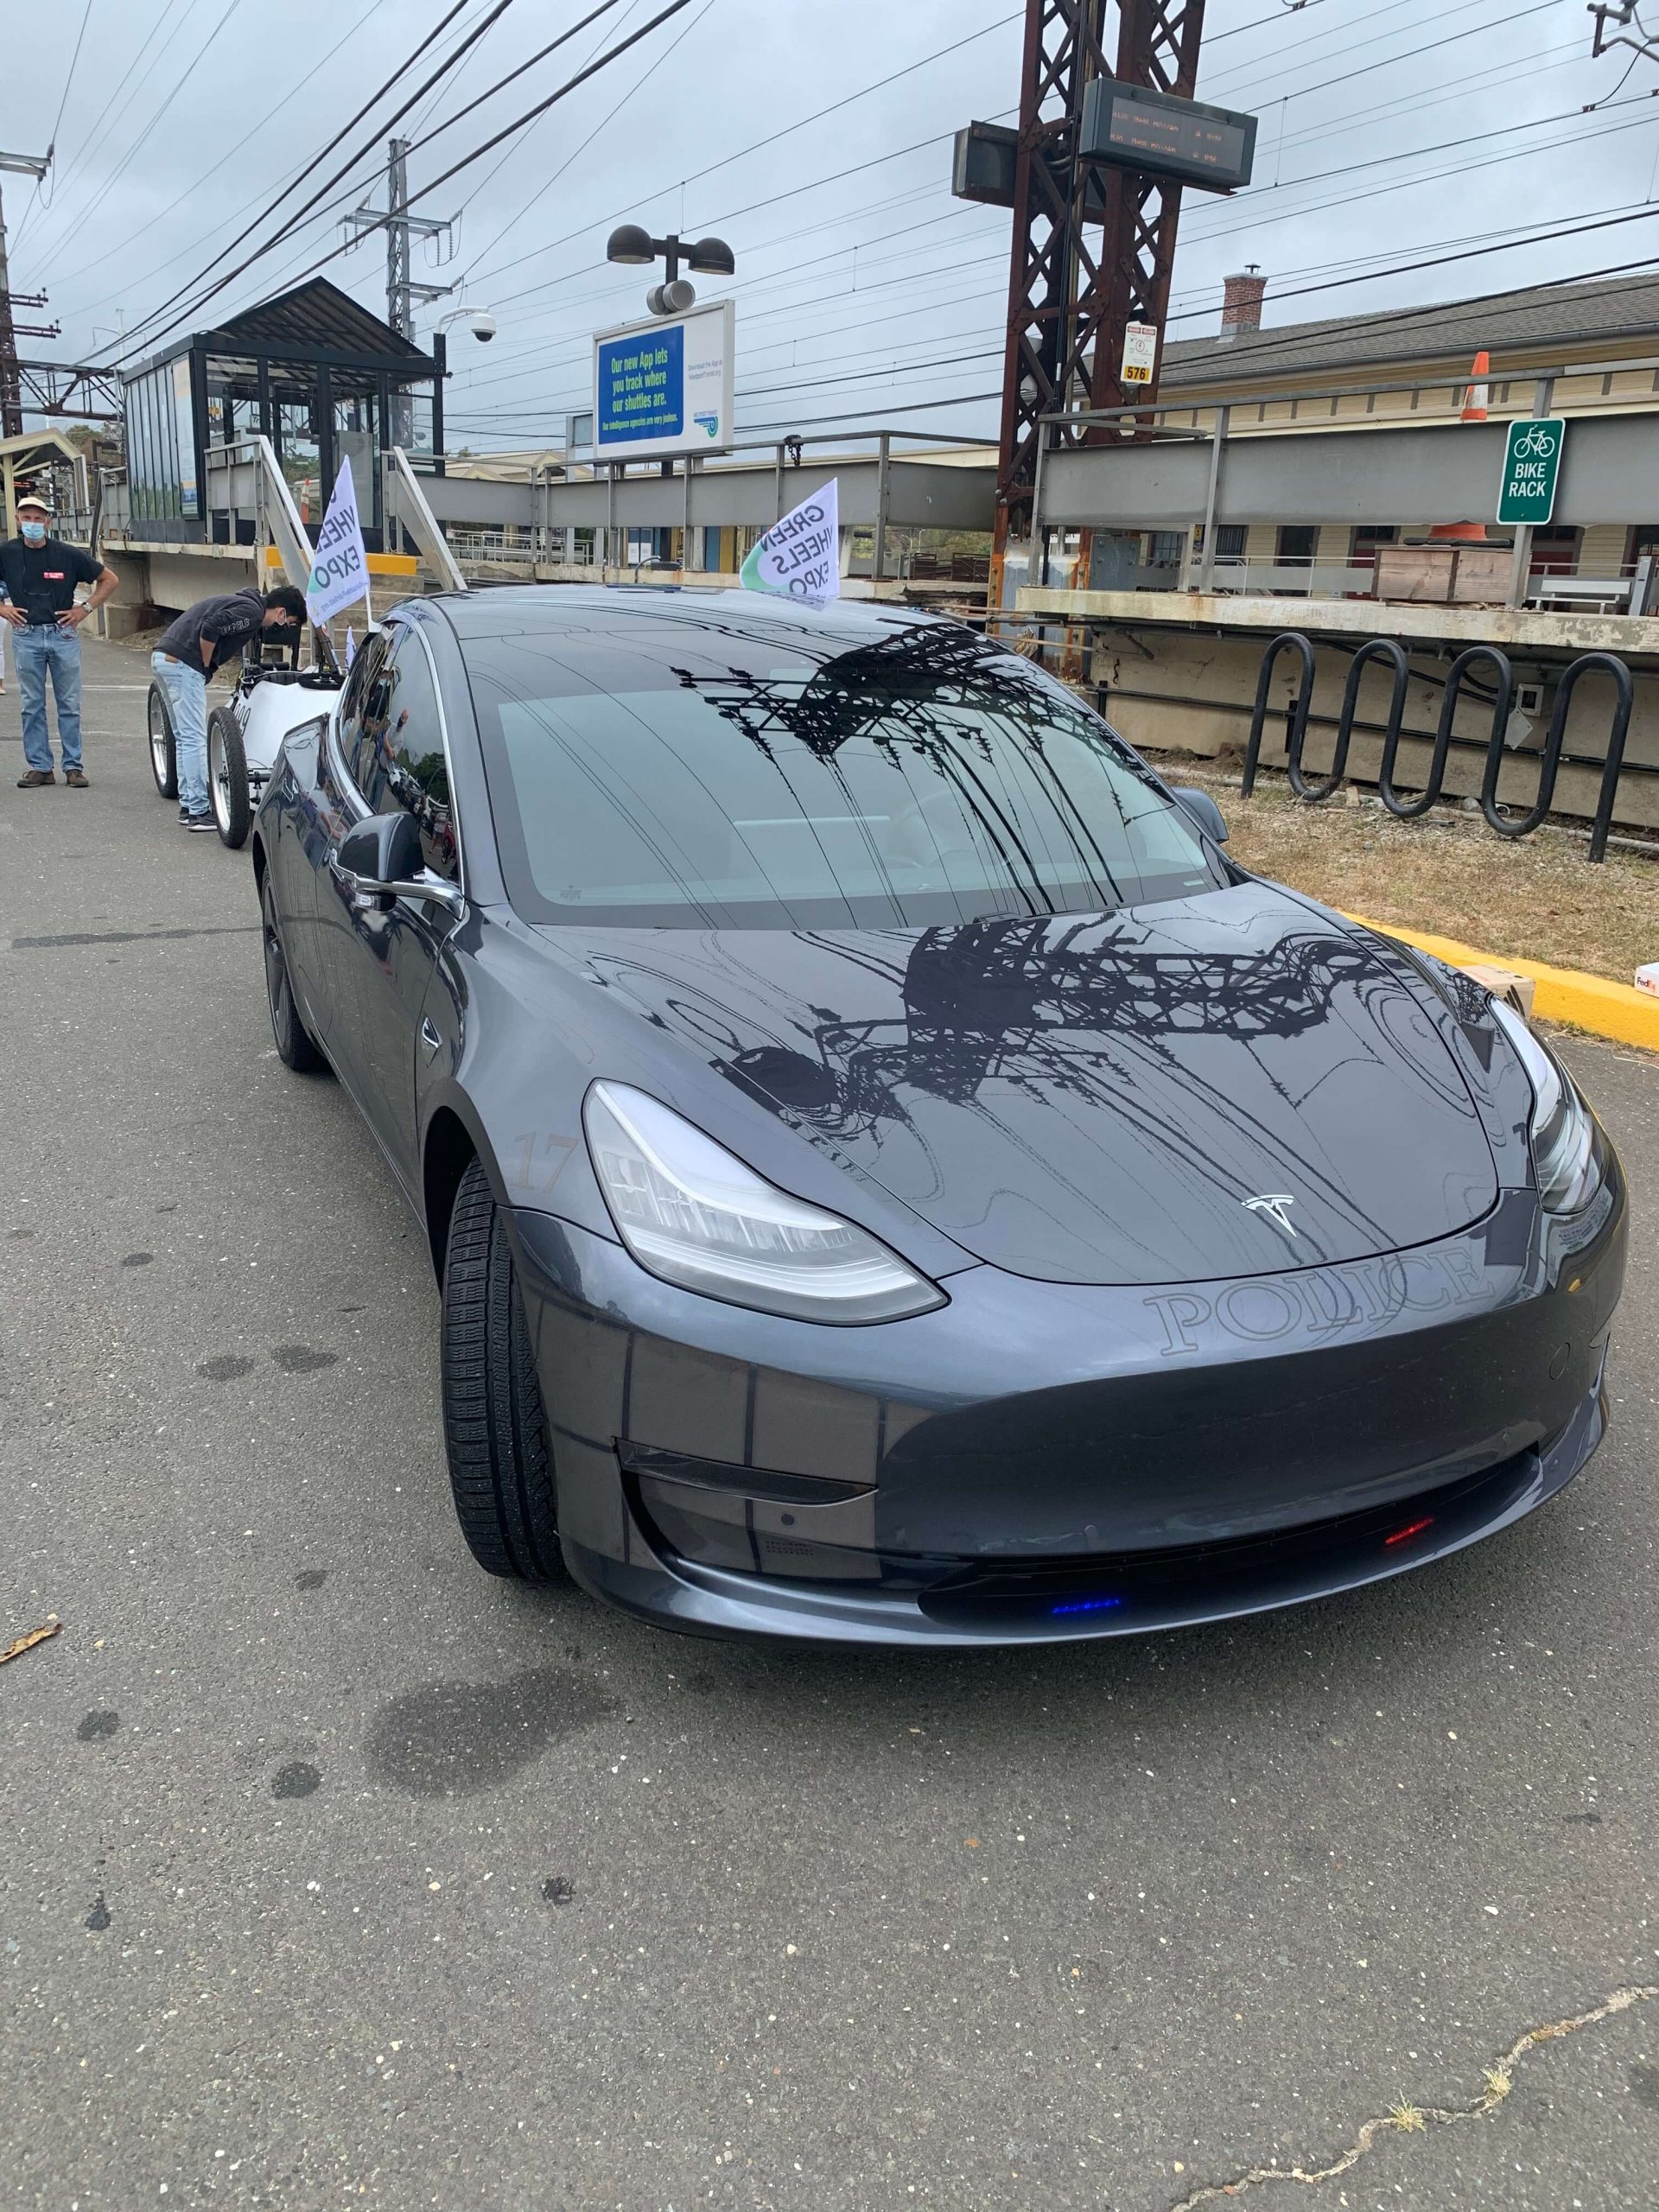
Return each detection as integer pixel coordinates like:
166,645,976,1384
537,880,1500,1287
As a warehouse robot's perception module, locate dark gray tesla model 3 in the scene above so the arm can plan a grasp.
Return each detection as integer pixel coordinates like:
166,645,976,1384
251,588,1626,1644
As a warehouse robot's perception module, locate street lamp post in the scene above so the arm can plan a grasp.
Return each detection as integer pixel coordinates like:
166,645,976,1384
605,226,735,317
604,226,738,524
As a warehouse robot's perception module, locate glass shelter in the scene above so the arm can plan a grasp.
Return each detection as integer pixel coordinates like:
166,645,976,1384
121,277,442,550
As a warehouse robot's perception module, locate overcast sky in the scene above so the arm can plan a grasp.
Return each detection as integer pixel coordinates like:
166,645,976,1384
3,0,1651,450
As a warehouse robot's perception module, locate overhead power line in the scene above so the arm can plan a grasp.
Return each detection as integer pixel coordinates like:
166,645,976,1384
48,0,251,237
1209,0,1550,107
1204,0,1335,40
1135,202,1659,325
44,0,395,293
466,10,1024,291
107,0,707,362
13,0,95,240
97,0,506,363
452,211,1659,437
454,88,1656,394
1163,252,1659,372
404,0,629,151
455,0,719,281
17,0,212,257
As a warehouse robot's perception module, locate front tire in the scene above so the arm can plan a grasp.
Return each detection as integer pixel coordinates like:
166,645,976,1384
147,683,176,800
208,708,251,849
441,1159,563,1582
261,873,324,1072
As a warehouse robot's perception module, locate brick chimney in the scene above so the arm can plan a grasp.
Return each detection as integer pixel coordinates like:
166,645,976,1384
1220,265,1267,342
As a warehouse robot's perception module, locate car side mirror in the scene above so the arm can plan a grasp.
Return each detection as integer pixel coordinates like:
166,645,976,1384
337,811,423,909
1172,786,1229,844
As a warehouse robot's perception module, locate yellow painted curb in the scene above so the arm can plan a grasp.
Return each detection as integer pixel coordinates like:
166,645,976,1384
261,548,420,576
1346,913,1659,1052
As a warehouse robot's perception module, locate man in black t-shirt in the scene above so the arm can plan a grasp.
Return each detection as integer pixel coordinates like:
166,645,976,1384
0,493,119,788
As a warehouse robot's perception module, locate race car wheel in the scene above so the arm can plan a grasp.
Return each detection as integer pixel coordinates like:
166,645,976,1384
441,1158,564,1583
147,683,177,800
261,873,324,1074
208,708,251,849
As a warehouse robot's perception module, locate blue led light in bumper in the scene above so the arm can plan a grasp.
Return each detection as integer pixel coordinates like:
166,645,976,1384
1051,1595,1124,1617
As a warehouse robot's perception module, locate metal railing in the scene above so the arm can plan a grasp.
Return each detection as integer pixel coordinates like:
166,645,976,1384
200,435,315,594
1243,630,1643,861
1027,372,1575,611
385,446,467,594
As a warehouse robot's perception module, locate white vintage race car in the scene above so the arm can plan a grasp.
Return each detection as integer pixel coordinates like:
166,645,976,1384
146,646,346,848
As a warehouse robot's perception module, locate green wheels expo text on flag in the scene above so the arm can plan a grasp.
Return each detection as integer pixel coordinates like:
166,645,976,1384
306,455,372,626
741,480,839,601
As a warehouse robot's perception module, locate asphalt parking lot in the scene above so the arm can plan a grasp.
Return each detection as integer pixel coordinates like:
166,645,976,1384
3,632,1659,2212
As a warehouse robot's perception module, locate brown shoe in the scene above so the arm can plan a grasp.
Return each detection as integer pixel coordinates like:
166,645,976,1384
16,768,54,788
65,767,90,788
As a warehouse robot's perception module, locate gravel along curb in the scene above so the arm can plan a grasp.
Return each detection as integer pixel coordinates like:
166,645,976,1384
1349,913,1659,1052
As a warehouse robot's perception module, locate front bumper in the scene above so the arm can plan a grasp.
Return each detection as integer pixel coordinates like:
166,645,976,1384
511,1160,1625,1646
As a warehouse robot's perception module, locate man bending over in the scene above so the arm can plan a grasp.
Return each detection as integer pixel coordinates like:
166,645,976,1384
151,584,308,830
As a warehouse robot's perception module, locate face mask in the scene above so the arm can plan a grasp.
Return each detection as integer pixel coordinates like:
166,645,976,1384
21,521,46,546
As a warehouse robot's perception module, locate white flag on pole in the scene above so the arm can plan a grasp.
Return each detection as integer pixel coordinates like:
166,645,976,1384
741,479,839,601
306,455,371,627
344,625,357,667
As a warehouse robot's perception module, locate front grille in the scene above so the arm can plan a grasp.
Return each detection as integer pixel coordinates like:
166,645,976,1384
914,1444,1541,1629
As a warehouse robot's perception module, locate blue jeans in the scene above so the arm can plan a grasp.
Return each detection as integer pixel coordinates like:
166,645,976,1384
15,624,83,773
150,651,209,814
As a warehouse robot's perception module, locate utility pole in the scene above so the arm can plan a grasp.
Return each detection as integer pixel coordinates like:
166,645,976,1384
1588,1,1659,60
345,138,457,340
386,137,412,338
344,139,458,452
0,150,54,441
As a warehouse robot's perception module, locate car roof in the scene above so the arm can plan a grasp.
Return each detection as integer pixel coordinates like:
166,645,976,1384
433,583,957,656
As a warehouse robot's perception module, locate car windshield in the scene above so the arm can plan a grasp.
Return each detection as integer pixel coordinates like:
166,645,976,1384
462,613,1229,930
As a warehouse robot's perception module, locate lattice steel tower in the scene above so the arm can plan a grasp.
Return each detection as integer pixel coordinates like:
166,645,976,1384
991,0,1206,555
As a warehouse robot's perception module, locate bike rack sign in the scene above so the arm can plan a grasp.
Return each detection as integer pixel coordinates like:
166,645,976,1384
1497,417,1564,526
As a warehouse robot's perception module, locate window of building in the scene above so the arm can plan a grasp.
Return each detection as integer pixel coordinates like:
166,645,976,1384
1144,531,1185,569
1351,524,1397,570
1528,526,1580,577
1276,524,1319,566
1192,523,1246,562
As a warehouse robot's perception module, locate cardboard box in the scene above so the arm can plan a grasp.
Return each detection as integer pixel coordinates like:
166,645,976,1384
1374,543,1511,606
1460,963,1536,1020
1637,962,1659,997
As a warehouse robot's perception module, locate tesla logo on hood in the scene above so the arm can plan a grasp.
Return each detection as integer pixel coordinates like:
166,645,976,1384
1241,1193,1298,1237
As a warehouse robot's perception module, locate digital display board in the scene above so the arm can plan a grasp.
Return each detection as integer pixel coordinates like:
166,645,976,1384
1080,81,1255,194
593,300,734,462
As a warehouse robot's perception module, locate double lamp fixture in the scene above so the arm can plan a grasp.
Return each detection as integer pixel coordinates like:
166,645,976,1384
606,225,735,317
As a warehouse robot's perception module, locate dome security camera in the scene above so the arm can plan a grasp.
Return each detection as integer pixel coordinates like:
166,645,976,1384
470,310,497,343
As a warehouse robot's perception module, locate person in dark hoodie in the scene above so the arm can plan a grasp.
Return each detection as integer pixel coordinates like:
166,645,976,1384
150,583,308,829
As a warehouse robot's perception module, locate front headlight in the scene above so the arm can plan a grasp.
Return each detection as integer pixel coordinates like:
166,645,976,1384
1489,1001,1599,1214
582,1081,945,1324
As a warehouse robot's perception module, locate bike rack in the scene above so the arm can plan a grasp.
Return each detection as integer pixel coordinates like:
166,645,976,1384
1242,631,1315,799
1380,644,1512,820
1290,637,1411,803
1480,650,1633,861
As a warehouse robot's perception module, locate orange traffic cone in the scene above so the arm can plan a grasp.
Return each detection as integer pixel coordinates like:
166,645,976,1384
1462,350,1490,422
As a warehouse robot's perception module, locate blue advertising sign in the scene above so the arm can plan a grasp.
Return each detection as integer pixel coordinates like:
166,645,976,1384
592,302,734,461
596,322,684,448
